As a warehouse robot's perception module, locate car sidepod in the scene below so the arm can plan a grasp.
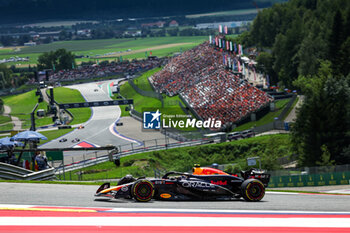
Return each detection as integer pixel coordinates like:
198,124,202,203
153,177,238,201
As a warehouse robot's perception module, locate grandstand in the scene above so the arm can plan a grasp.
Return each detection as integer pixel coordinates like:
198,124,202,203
149,42,273,126
38,57,168,83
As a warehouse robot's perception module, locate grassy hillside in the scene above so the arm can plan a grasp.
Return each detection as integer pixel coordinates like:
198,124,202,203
2,90,51,129
51,87,92,125
64,134,292,181
0,86,92,131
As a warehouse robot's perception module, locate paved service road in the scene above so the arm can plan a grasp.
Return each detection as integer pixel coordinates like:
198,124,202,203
1,182,350,211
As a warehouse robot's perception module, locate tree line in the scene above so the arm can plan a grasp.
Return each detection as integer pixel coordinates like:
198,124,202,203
0,0,281,23
239,0,350,166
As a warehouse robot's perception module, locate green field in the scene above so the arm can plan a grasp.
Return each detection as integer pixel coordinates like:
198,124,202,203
121,43,198,60
0,48,13,54
0,36,207,66
186,8,259,18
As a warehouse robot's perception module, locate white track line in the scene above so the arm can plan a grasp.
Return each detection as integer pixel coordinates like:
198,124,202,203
1,217,350,228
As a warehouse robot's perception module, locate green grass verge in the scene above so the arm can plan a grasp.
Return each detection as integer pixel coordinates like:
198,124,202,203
186,8,261,18
0,180,99,185
111,93,130,117
133,68,162,91
52,87,92,125
281,96,299,121
68,109,92,125
63,134,292,181
0,115,12,124
52,87,87,103
0,122,14,131
234,98,292,131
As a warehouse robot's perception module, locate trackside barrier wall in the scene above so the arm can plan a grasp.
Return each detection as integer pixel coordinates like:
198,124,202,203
268,171,350,188
0,162,56,180
55,139,211,176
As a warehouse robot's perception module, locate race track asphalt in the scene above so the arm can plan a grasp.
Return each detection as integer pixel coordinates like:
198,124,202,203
1,182,350,211
41,80,134,149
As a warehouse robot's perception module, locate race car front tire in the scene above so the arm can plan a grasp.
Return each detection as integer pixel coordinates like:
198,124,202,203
241,179,265,202
131,179,154,202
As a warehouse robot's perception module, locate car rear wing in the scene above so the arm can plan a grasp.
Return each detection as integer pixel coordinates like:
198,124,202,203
241,169,270,187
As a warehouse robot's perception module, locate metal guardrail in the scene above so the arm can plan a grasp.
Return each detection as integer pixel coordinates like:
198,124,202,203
0,162,56,180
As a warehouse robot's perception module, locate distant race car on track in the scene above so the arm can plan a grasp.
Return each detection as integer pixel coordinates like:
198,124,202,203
95,165,270,202
71,138,80,143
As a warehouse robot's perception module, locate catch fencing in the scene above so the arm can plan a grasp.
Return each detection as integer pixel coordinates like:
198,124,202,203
55,138,212,178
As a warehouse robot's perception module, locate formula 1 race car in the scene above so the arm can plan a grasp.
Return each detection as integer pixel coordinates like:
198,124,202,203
95,165,270,202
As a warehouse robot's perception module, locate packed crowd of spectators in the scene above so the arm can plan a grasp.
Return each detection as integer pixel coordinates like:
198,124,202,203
47,57,168,82
182,69,272,124
149,42,273,125
149,43,224,96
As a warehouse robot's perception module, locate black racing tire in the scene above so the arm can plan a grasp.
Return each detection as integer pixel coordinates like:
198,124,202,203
117,175,136,185
131,179,154,202
241,179,265,202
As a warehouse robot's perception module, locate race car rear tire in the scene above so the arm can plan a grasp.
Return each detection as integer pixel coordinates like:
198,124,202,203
241,179,265,202
131,179,154,202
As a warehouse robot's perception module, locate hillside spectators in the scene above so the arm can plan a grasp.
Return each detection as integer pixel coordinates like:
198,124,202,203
30,57,168,83
149,42,273,125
